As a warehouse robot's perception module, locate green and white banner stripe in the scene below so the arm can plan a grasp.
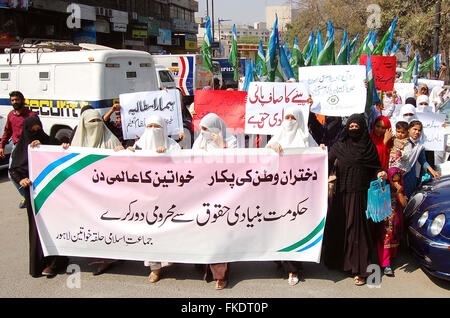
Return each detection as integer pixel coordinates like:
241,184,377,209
32,153,108,215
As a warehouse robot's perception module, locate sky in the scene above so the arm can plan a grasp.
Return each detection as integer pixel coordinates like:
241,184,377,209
195,0,291,25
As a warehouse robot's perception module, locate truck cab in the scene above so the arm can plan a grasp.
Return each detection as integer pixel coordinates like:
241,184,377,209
155,64,177,90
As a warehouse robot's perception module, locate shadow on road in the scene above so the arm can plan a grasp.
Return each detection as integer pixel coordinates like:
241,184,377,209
0,169,8,183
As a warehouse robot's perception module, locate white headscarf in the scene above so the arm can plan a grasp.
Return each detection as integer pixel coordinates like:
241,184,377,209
71,109,121,149
416,95,435,113
267,107,317,149
134,115,180,152
398,104,418,124
416,94,429,106
193,113,237,150
430,86,445,109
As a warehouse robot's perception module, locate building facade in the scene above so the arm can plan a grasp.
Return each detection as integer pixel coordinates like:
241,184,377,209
197,20,269,59
266,5,299,32
0,0,199,53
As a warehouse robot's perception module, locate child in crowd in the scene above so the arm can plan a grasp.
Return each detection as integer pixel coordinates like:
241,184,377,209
377,167,407,277
389,121,412,173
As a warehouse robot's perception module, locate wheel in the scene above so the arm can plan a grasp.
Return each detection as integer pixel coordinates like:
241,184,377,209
54,128,73,144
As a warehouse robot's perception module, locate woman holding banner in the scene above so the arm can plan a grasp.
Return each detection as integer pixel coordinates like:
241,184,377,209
10,117,69,277
266,107,318,153
266,106,318,286
193,113,237,151
323,113,387,286
193,113,237,290
69,109,123,275
128,115,181,154
126,115,180,283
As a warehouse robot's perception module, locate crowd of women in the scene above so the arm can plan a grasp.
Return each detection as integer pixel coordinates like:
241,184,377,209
8,80,449,289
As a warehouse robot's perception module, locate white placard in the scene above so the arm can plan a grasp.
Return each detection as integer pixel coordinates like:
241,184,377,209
416,112,446,151
245,82,311,135
418,79,444,92
119,89,183,140
298,65,367,117
394,83,415,104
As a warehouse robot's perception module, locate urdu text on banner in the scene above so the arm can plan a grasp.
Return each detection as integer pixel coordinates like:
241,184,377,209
298,65,367,117
119,89,183,139
245,82,311,135
416,112,446,151
28,146,328,264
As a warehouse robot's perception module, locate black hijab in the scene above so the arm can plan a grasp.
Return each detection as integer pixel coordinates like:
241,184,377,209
10,117,60,174
330,113,381,170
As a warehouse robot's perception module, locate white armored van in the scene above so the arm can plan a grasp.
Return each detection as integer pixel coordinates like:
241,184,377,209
0,42,160,143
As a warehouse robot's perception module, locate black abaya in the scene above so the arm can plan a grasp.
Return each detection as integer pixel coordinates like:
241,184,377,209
10,117,68,277
322,114,381,277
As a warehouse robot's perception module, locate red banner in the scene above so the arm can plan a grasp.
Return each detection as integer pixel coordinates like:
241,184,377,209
192,90,247,133
360,55,397,91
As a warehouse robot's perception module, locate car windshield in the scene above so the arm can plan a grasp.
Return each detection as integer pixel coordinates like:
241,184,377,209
158,70,175,83
439,99,450,124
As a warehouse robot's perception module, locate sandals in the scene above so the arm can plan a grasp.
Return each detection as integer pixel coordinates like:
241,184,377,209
354,276,366,286
42,266,56,277
93,262,114,276
215,279,227,290
149,269,162,283
288,273,299,286
384,266,395,277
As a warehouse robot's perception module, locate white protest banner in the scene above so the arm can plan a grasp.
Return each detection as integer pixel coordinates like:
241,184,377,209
394,83,415,105
29,146,327,263
245,82,310,135
298,65,367,117
416,112,446,151
119,89,183,139
418,79,444,92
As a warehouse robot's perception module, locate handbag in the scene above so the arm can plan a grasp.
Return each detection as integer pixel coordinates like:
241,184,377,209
328,159,338,198
366,178,392,223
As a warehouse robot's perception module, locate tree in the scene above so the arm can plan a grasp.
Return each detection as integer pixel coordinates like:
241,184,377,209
287,0,449,66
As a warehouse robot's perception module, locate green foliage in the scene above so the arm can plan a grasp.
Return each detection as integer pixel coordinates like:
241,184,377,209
287,0,449,62
237,36,264,45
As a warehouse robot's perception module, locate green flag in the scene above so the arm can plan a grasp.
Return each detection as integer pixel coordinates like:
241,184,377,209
362,30,377,55
310,29,323,66
372,18,397,56
365,54,375,122
256,40,267,78
351,30,372,64
303,30,314,59
349,34,359,55
419,54,441,75
402,56,417,83
291,38,304,80
336,29,349,65
228,24,239,81
201,16,213,72
265,15,279,81
318,20,335,65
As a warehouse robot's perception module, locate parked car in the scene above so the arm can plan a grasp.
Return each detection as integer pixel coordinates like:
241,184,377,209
436,95,450,176
404,176,450,281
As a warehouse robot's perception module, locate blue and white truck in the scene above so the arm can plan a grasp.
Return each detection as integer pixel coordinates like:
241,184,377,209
213,57,246,89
